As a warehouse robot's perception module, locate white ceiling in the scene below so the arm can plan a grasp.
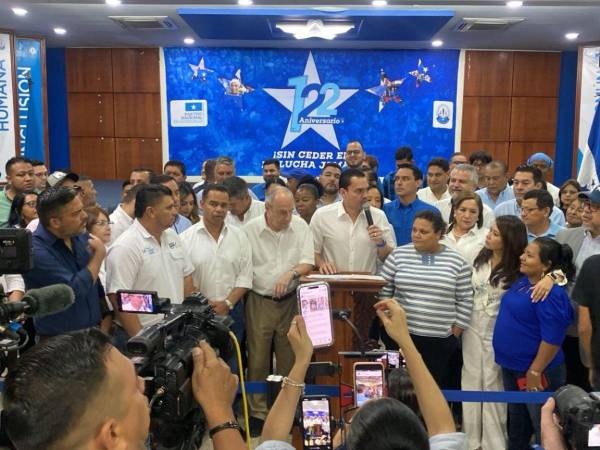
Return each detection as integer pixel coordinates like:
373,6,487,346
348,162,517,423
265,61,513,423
0,0,599,50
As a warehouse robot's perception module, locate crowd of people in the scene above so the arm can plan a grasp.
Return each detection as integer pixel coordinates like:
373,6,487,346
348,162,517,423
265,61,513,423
0,141,599,450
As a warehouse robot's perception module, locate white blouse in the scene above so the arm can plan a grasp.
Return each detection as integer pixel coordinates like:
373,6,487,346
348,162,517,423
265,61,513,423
471,260,506,316
441,226,488,265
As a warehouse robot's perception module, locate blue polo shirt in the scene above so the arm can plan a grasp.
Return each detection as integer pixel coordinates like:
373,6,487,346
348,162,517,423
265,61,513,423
251,183,267,201
476,186,515,209
24,224,103,336
383,198,440,246
493,276,573,372
527,221,564,242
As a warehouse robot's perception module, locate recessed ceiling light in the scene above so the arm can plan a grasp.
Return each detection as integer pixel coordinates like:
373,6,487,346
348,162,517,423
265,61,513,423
53,27,67,35
12,7,28,16
506,1,523,7
431,39,443,47
565,32,579,40
183,37,195,45
106,0,122,6
372,0,388,6
238,0,253,5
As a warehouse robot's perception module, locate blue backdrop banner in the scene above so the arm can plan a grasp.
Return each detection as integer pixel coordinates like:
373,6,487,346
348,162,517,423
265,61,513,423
15,38,45,162
163,47,459,177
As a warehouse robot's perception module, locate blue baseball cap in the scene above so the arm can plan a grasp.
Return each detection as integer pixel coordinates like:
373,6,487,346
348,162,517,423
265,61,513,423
579,187,600,204
282,169,311,180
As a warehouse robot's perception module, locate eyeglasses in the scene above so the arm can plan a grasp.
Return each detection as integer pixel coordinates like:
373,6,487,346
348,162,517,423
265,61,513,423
24,201,37,207
94,220,113,227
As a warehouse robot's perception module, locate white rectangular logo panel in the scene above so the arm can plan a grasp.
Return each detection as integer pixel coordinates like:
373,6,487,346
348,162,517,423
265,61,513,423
170,100,207,127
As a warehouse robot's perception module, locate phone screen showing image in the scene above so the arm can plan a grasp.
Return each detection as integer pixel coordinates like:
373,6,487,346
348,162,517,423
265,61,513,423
117,291,156,314
354,363,385,407
589,424,600,447
298,283,334,348
302,396,332,450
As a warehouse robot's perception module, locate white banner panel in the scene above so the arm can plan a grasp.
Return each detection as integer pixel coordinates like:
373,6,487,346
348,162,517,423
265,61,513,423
577,47,600,189
0,33,16,179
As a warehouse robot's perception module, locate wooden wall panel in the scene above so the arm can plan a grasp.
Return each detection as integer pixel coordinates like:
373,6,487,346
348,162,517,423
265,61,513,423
510,97,557,142
461,97,511,142
112,48,160,93
114,93,161,138
70,137,116,179
509,142,555,178
68,93,114,137
66,48,113,92
512,52,561,97
463,51,514,97
460,142,510,162
115,138,163,179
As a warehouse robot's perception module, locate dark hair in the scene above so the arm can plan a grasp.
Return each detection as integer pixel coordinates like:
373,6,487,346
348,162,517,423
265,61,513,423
150,174,175,186
262,158,280,169
427,157,449,172
296,175,324,198
346,398,429,450
559,179,582,210
487,160,508,174
222,176,248,199
265,177,287,192
448,191,484,231
164,160,186,176
121,179,132,190
395,146,413,161
84,205,109,232
395,163,423,181
515,164,542,185
8,191,38,228
414,209,447,235
4,329,112,450
37,187,78,228
131,167,154,176
523,189,554,217
203,159,217,180
134,184,172,218
30,160,45,167
533,237,576,282
5,156,32,175
201,183,229,201
474,215,528,288
387,368,420,419
469,150,492,165
122,183,144,204
321,162,343,174
364,155,379,171
339,168,366,190
367,185,384,209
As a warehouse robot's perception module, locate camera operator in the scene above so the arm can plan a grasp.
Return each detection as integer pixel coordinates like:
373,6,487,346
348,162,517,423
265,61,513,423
106,184,195,341
23,187,106,337
3,328,248,450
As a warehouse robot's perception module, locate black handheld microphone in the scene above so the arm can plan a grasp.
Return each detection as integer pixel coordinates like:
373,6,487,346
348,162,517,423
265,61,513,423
362,203,374,227
0,284,75,322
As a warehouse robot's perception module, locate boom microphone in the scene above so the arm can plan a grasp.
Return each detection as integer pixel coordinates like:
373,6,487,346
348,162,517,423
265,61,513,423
0,284,75,322
362,203,374,227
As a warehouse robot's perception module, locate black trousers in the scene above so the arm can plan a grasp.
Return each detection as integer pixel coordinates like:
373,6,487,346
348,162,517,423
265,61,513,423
410,334,459,388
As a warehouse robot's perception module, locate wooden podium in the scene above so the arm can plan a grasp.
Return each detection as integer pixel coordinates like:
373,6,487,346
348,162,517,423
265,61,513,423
299,273,387,385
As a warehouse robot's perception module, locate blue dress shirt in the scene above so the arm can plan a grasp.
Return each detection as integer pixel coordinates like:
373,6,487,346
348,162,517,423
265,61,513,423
251,183,267,201
383,198,440,246
24,224,103,336
476,186,515,209
494,199,566,227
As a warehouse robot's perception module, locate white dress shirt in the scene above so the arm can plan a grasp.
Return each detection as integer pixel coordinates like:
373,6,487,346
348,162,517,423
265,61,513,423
181,219,252,302
435,197,495,229
310,202,396,274
441,227,488,265
226,199,265,228
243,214,314,296
109,205,134,245
547,182,560,206
417,186,451,205
106,220,194,325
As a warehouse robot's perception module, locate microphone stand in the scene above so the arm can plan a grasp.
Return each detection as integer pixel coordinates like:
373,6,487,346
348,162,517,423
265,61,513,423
334,309,366,358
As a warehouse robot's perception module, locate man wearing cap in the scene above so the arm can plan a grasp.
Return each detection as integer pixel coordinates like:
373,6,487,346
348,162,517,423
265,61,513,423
528,152,560,206
47,170,79,189
0,157,35,227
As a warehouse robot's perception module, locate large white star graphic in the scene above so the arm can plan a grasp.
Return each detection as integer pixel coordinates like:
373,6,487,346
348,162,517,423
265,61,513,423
264,52,358,149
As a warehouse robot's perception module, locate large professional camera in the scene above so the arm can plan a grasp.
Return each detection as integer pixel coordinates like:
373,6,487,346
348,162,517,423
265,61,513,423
554,384,600,450
116,290,234,450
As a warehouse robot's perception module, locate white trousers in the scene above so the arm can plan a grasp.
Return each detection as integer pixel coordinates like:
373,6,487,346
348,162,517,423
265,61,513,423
462,309,507,450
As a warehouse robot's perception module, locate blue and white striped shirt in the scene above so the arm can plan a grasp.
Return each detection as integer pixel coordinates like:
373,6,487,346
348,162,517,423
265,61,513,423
379,244,474,338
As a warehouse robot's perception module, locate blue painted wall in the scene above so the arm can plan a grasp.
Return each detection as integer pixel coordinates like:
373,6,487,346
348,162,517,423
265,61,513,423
46,47,70,170
554,51,578,185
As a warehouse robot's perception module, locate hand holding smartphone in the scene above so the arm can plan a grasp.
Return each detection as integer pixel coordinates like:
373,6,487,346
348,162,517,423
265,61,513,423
297,282,334,349
353,362,385,407
301,396,333,450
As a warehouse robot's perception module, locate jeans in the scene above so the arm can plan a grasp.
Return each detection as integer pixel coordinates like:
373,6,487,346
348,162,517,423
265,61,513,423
502,364,566,450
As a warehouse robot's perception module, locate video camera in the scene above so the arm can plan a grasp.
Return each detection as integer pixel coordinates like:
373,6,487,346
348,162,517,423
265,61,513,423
116,290,234,450
554,384,600,450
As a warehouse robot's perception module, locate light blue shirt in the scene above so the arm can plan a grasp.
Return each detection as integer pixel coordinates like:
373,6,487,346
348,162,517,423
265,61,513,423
494,199,566,227
171,214,192,234
476,185,514,209
527,221,564,242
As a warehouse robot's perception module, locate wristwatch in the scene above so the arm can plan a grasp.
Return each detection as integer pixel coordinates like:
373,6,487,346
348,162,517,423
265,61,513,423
224,299,234,310
547,269,567,286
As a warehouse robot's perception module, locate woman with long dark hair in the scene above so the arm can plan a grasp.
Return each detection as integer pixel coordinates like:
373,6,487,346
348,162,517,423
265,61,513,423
493,237,575,448
8,191,38,228
558,179,581,215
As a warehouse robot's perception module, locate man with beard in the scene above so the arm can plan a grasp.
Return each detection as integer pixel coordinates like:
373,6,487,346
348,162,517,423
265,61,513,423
252,158,281,201
318,163,342,205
